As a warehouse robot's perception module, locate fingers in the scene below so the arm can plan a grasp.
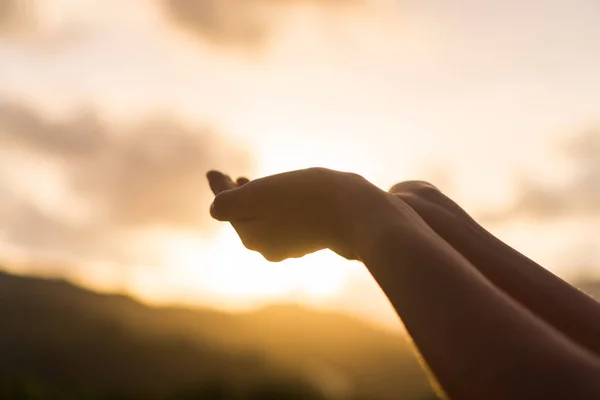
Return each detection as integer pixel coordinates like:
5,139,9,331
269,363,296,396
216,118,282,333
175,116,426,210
231,220,289,262
389,180,438,196
207,170,241,221
210,189,239,221
207,171,257,221
207,170,237,195
392,185,480,242
388,180,453,212
237,177,250,186
211,180,262,221
232,219,326,262
392,180,472,220
393,191,439,219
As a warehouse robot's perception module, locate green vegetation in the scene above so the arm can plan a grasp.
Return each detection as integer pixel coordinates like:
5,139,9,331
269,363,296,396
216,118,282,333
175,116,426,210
0,271,435,399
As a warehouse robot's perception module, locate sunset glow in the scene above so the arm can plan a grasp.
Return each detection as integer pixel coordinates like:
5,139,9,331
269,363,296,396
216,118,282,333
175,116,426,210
1,0,599,331
158,227,354,307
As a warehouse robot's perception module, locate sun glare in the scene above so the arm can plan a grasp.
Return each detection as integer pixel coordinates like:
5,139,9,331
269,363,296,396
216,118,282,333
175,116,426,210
253,127,370,176
148,127,370,310
160,226,354,309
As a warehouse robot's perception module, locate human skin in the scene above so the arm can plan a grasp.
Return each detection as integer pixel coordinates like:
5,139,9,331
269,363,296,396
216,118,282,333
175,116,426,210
207,168,600,400
390,181,600,357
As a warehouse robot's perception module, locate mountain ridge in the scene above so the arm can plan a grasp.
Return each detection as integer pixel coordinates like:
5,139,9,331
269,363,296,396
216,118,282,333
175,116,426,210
0,270,434,400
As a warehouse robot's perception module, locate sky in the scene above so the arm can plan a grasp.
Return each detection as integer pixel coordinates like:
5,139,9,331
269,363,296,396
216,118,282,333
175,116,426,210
0,0,599,329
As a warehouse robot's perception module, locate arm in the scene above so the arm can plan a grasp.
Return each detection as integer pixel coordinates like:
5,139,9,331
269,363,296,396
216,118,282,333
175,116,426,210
391,182,600,356
359,202,600,400
207,169,600,400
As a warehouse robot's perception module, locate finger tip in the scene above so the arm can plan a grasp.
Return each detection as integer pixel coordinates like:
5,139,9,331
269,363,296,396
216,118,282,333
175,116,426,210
206,170,221,180
236,177,250,186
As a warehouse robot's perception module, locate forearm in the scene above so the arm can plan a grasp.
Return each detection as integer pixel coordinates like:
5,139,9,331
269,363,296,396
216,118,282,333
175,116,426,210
431,205,600,356
358,212,600,399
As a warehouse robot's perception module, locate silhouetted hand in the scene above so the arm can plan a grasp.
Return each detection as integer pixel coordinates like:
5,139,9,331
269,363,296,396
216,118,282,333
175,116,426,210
206,168,396,261
388,181,484,243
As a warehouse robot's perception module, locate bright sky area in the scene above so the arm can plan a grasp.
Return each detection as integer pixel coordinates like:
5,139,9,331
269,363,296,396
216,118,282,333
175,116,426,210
1,0,599,330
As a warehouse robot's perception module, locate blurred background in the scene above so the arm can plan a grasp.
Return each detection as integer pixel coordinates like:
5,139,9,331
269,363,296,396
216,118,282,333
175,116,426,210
1,0,599,399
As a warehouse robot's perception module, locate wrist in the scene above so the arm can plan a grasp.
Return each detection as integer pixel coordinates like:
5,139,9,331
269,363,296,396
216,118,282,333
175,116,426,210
346,192,423,262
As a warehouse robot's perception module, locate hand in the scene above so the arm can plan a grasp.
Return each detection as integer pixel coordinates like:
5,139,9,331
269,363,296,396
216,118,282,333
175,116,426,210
206,168,397,261
389,180,487,248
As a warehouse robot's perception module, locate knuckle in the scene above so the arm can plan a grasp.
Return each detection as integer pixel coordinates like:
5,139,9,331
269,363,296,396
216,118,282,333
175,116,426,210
307,167,332,178
344,171,366,182
391,180,440,198
415,184,440,199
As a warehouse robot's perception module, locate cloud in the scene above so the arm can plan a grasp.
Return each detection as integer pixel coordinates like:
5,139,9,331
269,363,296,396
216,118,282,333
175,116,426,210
0,201,118,262
0,0,18,31
0,101,251,264
162,0,266,48
479,129,600,223
161,0,358,48
0,0,34,35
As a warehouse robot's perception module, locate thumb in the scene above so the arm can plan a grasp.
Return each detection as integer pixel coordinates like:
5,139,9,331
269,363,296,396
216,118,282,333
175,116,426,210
207,170,237,195
210,187,247,221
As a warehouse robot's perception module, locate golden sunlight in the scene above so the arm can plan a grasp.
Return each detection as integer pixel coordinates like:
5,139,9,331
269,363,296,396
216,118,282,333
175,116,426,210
160,226,354,308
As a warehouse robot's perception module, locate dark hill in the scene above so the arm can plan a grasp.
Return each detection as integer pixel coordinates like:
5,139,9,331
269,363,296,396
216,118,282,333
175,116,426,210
0,271,434,400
